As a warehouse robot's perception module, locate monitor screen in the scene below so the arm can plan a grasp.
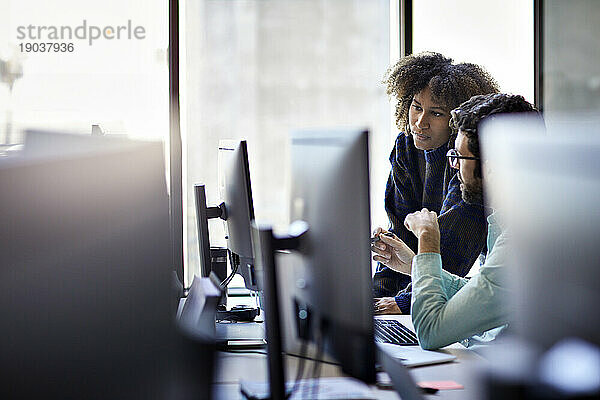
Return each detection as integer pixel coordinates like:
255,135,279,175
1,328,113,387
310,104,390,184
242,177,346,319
481,114,600,350
218,140,259,291
0,133,179,398
285,128,376,383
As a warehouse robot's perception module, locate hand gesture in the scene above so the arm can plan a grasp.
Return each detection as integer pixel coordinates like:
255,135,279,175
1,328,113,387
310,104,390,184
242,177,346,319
371,227,415,276
404,209,441,254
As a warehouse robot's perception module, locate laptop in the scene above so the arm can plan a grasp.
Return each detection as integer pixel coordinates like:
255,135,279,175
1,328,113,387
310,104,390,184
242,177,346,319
376,342,456,367
374,317,456,367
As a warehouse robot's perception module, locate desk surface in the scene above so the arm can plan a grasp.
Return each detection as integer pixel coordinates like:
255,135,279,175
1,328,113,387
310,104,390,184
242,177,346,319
211,315,488,399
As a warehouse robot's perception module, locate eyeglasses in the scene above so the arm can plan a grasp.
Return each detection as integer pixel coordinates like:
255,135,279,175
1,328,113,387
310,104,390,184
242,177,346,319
446,148,480,169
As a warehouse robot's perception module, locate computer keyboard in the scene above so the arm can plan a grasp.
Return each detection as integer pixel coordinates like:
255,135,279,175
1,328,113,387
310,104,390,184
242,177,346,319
374,319,419,345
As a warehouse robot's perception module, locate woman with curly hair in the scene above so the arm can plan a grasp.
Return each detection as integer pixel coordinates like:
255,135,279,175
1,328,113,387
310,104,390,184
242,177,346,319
372,52,499,315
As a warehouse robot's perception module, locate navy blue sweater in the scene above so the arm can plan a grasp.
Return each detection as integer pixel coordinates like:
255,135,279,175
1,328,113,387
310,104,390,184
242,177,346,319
373,133,488,313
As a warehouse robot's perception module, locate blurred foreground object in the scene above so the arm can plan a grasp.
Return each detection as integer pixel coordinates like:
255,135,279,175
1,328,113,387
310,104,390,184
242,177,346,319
478,114,600,399
0,131,216,399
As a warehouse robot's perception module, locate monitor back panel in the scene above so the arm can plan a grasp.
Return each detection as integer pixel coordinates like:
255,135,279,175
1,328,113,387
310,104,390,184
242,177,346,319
0,141,175,399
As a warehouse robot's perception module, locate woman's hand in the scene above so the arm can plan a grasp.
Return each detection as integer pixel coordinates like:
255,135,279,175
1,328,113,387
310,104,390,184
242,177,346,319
371,227,415,276
374,297,402,315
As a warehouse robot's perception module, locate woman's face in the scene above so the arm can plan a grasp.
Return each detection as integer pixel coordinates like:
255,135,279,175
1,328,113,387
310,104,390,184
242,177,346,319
408,86,452,150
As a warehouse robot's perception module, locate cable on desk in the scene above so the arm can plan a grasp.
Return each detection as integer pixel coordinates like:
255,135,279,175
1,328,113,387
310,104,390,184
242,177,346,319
220,348,343,367
233,343,309,400
282,351,341,366
309,332,324,400
286,341,308,400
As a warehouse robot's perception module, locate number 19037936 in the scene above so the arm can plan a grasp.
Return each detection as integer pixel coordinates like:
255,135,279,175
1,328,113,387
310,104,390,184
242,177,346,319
19,42,74,52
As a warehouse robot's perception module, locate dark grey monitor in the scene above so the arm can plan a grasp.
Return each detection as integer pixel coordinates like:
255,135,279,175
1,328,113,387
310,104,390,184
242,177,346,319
481,115,600,349
250,129,376,400
251,128,427,400
287,128,376,381
0,133,214,399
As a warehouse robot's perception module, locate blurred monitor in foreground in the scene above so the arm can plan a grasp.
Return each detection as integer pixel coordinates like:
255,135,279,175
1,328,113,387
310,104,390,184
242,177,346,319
0,132,214,399
481,114,600,350
23,129,134,158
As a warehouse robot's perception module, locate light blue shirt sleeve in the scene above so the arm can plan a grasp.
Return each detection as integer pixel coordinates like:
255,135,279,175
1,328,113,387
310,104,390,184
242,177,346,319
410,232,511,350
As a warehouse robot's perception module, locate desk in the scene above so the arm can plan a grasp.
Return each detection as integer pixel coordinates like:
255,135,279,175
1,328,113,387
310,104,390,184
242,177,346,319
211,315,488,399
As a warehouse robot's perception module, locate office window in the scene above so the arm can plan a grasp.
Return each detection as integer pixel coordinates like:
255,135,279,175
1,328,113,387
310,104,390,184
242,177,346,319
0,0,169,147
181,0,391,286
412,0,534,103
543,0,600,120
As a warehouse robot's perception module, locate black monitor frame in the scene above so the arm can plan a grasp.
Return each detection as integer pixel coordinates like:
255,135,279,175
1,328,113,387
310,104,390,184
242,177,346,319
194,140,259,291
1,134,182,398
250,129,376,400
251,222,309,400
194,184,226,278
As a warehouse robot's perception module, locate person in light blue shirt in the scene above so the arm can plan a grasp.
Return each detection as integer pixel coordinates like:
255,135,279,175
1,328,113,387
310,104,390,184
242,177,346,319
372,93,539,349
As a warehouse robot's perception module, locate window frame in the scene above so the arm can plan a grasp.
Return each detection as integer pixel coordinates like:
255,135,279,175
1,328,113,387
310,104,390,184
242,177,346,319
169,0,184,283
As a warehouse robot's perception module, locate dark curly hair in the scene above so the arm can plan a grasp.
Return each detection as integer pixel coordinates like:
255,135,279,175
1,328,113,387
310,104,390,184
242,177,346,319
450,93,539,177
383,52,499,133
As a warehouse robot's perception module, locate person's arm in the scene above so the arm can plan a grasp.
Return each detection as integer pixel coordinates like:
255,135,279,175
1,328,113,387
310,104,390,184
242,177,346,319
372,230,416,314
436,174,488,277
373,134,420,297
373,267,407,298
384,134,421,249
394,292,411,314
410,234,510,350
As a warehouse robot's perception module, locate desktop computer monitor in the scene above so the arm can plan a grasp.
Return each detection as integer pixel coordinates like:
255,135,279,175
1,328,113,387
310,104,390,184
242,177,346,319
286,128,376,382
481,115,600,349
282,130,375,382
195,140,259,291
477,114,600,398
0,132,216,399
251,128,426,400
23,129,133,157
218,140,258,290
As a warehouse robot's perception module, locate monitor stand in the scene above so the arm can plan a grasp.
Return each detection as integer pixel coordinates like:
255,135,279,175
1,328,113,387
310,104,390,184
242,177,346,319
216,284,265,348
249,221,309,400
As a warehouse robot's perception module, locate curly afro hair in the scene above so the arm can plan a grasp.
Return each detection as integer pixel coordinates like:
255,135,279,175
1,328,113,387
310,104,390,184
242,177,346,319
383,52,499,133
450,93,539,177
